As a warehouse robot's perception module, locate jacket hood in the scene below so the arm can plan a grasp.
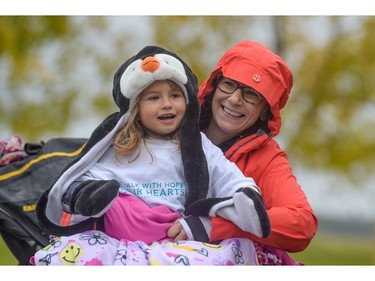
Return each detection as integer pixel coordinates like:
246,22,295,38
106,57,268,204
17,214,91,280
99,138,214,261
112,45,209,208
198,40,293,136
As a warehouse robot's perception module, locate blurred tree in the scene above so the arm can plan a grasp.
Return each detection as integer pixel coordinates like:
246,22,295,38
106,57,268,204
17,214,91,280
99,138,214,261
152,16,375,182
0,16,135,140
151,16,257,80
0,16,74,140
285,16,375,182
1,16,374,183
0,16,70,78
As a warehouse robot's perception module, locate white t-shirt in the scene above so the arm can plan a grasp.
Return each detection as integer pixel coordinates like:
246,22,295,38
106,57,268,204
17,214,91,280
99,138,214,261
77,133,257,215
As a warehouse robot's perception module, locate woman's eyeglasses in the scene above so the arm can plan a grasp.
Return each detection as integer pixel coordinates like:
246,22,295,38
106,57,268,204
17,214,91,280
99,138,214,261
216,74,263,105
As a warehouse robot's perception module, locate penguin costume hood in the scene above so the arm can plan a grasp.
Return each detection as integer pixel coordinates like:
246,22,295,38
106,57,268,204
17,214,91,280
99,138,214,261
36,45,209,236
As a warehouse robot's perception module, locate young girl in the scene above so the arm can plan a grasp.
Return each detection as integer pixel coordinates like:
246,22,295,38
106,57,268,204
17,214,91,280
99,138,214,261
33,45,270,265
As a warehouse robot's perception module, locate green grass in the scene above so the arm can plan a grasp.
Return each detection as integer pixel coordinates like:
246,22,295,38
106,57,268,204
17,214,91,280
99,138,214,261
289,231,375,265
0,236,19,265
1,231,374,266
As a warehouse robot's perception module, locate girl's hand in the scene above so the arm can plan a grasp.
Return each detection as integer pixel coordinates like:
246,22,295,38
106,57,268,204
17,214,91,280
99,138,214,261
167,219,188,241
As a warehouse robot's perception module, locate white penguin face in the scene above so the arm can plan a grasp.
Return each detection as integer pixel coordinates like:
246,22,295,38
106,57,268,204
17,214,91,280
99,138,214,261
119,53,188,101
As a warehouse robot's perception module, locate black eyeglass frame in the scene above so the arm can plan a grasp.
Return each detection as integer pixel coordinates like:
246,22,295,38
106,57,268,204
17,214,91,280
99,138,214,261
216,74,263,105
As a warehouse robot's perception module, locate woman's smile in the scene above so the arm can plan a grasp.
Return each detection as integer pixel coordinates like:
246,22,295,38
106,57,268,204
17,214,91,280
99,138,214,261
221,105,245,118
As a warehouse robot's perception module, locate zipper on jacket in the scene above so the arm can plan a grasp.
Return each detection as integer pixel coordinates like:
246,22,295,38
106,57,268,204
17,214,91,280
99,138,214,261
226,129,270,160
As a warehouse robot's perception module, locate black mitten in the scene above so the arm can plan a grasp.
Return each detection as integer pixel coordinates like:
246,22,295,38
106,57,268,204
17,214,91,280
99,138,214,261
69,179,119,217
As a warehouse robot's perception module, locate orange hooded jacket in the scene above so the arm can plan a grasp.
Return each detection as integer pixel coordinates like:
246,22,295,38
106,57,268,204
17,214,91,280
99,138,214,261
198,41,318,252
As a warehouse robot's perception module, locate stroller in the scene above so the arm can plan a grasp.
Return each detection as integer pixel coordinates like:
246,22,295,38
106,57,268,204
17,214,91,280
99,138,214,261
0,136,87,265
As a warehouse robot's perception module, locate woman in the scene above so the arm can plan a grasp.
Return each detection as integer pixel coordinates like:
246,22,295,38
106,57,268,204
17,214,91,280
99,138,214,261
197,40,318,264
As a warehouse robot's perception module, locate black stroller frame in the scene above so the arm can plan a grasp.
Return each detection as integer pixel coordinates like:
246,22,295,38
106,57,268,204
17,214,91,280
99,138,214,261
0,137,86,265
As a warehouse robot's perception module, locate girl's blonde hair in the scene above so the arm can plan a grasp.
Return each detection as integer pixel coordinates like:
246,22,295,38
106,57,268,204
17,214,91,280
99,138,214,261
113,80,183,163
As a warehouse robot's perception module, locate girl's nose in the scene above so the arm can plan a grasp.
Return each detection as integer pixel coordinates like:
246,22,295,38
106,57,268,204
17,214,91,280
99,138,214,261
161,97,172,108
